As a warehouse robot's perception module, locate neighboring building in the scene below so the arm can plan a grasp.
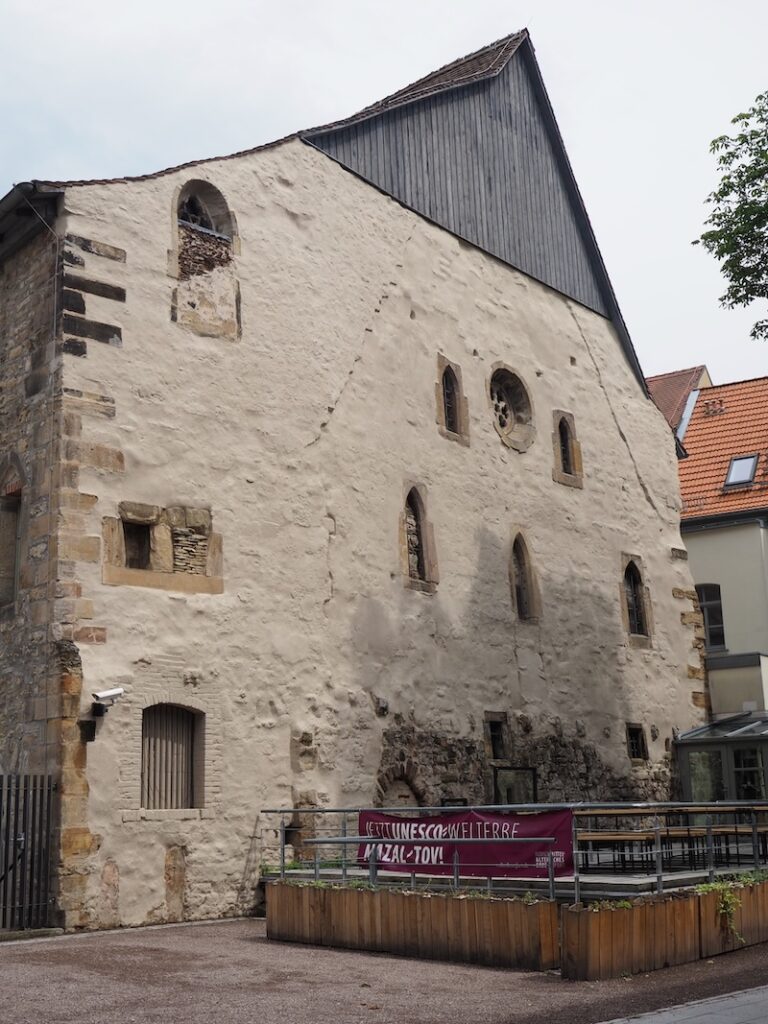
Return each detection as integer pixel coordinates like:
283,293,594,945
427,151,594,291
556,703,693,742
647,365,712,435
668,375,768,800
0,31,705,929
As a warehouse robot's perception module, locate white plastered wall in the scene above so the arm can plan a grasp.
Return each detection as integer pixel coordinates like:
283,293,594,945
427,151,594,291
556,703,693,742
56,138,704,925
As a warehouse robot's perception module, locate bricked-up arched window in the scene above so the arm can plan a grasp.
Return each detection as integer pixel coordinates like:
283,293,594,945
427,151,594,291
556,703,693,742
177,181,236,241
141,704,203,810
558,417,573,475
511,535,534,621
405,490,426,582
442,366,460,435
624,561,647,636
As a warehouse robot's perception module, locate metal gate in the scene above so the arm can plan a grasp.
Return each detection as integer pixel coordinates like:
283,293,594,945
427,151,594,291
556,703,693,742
0,775,55,929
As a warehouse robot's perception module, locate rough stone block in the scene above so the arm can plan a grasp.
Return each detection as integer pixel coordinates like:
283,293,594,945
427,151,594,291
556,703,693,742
186,507,212,533
73,626,107,644
151,523,174,572
118,501,159,525
59,534,101,563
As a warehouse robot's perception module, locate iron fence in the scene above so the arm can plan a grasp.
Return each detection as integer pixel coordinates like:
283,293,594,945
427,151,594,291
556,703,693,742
0,775,55,929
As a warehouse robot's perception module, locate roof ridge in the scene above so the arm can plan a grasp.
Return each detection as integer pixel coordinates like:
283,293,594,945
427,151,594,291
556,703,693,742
646,365,705,383
31,29,528,189
311,30,528,132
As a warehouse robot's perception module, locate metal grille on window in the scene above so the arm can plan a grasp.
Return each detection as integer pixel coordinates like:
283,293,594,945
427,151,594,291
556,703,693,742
442,367,460,434
512,538,531,620
626,724,648,760
141,705,196,809
695,583,725,649
405,491,426,581
624,562,647,635
558,418,573,474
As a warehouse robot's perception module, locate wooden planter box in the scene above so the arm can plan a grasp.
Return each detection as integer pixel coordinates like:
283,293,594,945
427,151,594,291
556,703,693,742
699,881,768,957
267,881,560,970
561,894,700,981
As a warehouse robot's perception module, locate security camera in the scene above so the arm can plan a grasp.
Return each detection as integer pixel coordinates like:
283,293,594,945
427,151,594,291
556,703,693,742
91,688,125,717
92,687,125,704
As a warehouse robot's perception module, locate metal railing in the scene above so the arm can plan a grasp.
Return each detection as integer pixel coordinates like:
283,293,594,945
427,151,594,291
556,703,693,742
260,800,768,902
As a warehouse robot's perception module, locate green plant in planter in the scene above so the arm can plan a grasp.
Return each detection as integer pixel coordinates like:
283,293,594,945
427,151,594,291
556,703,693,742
696,881,745,944
588,899,632,912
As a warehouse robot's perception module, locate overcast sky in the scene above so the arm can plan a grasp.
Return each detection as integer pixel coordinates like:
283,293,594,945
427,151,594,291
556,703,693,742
2,0,766,384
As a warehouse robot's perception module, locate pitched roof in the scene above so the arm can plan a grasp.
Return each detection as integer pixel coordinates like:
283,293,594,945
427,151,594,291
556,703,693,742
680,376,768,521
311,31,527,132
32,31,528,190
646,366,708,430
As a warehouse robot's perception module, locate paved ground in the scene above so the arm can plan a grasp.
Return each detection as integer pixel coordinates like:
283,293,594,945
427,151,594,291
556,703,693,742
3,918,768,1024
603,985,768,1023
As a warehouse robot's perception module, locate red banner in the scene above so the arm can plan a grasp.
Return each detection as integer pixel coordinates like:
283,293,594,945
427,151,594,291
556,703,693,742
358,809,573,878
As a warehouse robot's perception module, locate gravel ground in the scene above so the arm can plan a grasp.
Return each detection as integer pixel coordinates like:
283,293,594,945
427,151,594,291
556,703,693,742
3,918,768,1024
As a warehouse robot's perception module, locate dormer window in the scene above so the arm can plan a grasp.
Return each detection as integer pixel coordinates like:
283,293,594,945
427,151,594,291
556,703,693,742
725,454,758,488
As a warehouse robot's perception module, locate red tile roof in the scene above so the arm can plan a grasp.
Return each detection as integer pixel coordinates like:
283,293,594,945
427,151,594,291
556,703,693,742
680,377,768,521
646,366,708,430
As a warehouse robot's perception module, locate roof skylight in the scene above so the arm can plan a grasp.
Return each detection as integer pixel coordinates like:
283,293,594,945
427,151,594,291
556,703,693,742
725,454,758,487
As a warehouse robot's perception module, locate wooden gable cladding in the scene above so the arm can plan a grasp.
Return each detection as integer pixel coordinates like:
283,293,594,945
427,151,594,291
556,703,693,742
307,41,607,317
305,35,647,390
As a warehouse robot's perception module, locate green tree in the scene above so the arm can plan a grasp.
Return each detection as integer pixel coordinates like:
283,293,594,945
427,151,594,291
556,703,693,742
695,92,768,340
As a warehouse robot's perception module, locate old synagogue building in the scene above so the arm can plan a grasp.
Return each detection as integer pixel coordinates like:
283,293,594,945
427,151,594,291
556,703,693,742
0,31,705,928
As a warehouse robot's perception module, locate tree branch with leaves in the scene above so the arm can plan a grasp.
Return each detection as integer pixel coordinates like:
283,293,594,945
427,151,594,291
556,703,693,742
694,92,768,340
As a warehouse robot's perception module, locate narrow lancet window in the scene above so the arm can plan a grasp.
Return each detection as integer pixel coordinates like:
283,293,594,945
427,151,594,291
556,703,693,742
511,536,533,620
405,490,426,582
558,417,573,475
624,561,647,636
442,366,460,435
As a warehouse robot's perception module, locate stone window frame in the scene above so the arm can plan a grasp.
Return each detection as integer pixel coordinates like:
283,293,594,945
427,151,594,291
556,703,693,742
103,501,223,595
119,684,221,822
399,484,439,594
509,531,541,623
488,363,536,452
551,410,583,488
167,179,240,280
435,353,470,446
619,552,654,649
0,455,25,618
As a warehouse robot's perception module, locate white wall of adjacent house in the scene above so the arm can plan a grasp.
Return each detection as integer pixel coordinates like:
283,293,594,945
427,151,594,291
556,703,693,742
685,523,768,657
52,137,705,928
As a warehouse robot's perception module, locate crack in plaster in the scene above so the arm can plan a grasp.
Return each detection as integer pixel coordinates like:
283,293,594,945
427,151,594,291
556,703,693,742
305,235,414,448
567,301,661,518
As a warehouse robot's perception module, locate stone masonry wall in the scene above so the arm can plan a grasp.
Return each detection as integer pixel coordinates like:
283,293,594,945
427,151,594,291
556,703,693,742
0,230,61,774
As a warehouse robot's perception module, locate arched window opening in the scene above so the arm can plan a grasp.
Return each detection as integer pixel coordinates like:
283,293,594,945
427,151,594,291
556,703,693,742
442,366,460,435
405,490,426,582
624,562,647,636
141,704,202,810
489,369,534,451
178,195,213,232
511,536,533,621
176,180,235,241
696,584,726,650
558,417,573,475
